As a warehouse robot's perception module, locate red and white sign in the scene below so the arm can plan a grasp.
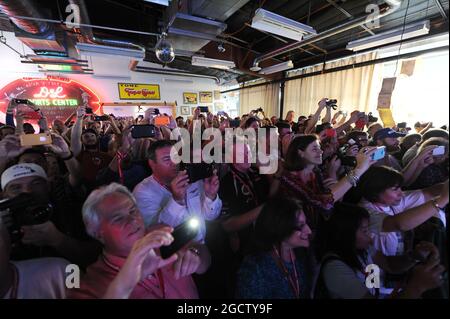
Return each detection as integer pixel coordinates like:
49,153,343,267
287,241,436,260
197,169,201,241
0,76,101,124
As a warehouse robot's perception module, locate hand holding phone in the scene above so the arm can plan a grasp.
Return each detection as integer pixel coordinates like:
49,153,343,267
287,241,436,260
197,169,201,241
371,146,386,161
159,217,200,259
20,133,52,147
432,146,446,156
130,124,156,138
154,116,171,127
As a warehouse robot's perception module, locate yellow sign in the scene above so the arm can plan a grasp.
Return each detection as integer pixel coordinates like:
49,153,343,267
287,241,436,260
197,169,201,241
378,108,396,128
118,83,160,100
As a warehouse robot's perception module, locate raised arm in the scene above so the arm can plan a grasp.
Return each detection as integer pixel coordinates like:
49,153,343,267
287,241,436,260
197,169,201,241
304,98,327,134
70,106,85,157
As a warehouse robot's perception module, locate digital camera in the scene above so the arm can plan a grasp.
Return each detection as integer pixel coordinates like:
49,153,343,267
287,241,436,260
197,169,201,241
0,193,53,244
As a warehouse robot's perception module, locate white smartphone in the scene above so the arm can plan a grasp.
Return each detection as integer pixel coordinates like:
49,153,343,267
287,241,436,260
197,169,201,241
433,146,445,156
371,146,386,161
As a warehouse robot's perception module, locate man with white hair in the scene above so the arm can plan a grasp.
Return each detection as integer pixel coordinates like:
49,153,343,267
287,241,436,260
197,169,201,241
69,183,211,299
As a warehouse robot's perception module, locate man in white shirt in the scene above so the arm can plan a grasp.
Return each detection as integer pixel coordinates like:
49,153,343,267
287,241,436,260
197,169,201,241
133,140,222,242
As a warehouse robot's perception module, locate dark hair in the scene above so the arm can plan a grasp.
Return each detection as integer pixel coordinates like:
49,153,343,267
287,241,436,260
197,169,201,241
315,122,331,134
422,129,449,142
284,135,318,171
315,203,370,272
18,147,47,161
347,130,368,142
275,120,290,130
244,116,260,129
147,140,175,161
254,197,303,252
23,123,35,131
358,166,403,202
176,116,183,121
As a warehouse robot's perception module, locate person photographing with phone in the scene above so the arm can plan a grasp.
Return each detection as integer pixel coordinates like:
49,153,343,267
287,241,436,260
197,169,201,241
71,105,113,191
69,183,210,299
133,140,222,243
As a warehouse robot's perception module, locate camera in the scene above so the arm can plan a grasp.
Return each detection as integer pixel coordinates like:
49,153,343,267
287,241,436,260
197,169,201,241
252,107,264,114
326,99,338,110
0,193,53,244
180,162,214,183
337,143,357,167
368,112,378,123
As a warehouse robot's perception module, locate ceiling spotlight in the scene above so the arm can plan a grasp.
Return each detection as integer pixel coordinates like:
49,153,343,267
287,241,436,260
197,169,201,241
217,42,226,53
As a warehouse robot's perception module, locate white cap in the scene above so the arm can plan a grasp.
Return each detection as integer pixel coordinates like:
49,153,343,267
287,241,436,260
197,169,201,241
1,163,48,190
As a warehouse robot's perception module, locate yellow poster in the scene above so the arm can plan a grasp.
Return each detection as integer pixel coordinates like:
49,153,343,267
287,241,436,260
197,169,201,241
118,83,160,100
378,108,396,128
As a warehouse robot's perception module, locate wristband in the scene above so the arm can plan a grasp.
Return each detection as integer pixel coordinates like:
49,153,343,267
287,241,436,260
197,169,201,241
61,152,74,161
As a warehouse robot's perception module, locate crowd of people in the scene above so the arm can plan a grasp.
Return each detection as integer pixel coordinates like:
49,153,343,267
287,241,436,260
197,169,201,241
0,97,448,299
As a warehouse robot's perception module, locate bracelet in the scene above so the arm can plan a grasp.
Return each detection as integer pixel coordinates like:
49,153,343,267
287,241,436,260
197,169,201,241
346,170,360,187
61,152,74,161
430,199,444,212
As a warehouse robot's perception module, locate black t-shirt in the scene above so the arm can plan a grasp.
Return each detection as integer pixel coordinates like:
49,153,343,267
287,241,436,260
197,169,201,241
219,167,270,255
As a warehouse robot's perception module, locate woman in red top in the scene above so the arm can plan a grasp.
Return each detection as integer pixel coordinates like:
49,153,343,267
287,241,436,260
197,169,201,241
278,134,376,231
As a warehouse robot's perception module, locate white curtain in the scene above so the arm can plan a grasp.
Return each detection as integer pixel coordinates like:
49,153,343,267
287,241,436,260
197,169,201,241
239,80,280,117
283,52,379,118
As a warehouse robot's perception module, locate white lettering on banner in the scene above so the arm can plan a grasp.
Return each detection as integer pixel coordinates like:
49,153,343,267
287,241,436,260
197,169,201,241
33,86,66,99
365,264,381,289
65,264,80,289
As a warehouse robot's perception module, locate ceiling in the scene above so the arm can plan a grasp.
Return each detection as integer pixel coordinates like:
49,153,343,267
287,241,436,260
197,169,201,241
0,0,448,84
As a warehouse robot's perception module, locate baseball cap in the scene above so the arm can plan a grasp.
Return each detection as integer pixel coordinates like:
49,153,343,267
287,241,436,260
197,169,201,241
1,163,48,190
373,128,407,141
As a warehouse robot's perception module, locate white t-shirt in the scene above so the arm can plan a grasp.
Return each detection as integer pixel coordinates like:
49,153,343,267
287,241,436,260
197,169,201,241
3,258,69,299
359,190,427,256
133,175,222,242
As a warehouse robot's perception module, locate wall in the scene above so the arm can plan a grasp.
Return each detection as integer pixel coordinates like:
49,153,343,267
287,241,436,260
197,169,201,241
0,31,220,123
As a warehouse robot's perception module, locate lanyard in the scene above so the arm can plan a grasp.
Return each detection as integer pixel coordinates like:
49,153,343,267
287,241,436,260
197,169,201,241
271,247,300,299
231,168,259,207
102,254,166,299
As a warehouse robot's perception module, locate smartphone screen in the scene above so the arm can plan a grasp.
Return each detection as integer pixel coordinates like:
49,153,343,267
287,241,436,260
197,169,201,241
130,124,156,138
432,146,445,156
93,115,109,121
85,108,93,114
20,133,52,146
199,106,209,113
159,218,200,259
371,146,386,161
154,116,170,126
